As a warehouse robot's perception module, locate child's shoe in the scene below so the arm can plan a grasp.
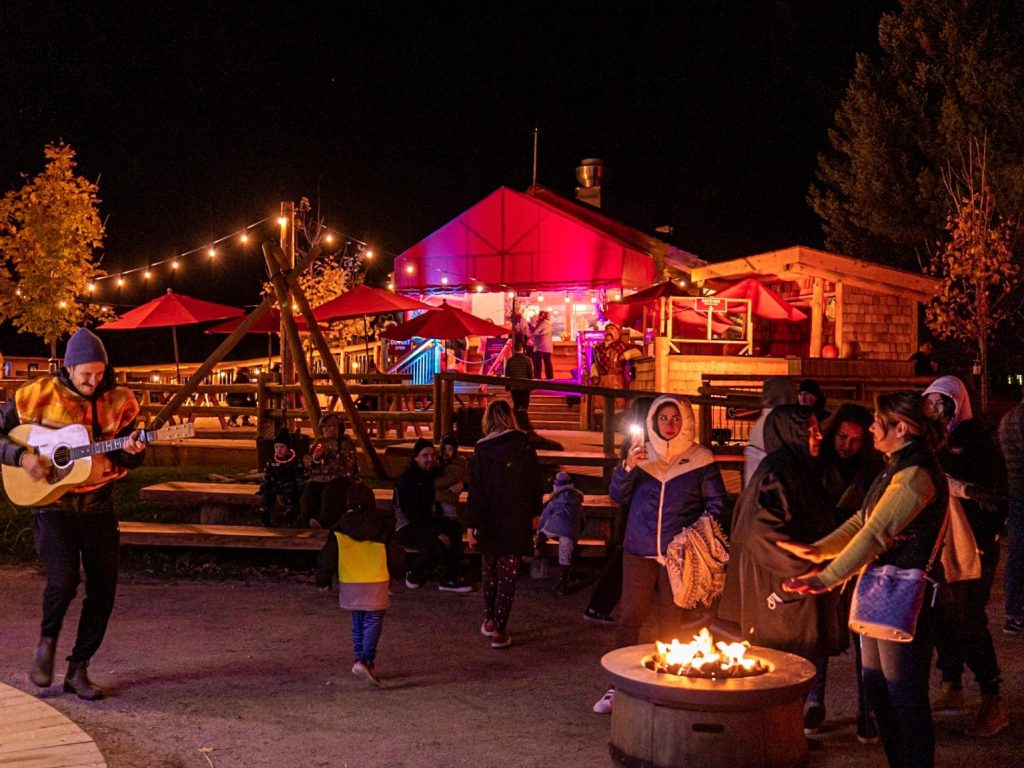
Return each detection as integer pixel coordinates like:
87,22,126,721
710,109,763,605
352,660,381,687
490,630,512,649
480,619,497,637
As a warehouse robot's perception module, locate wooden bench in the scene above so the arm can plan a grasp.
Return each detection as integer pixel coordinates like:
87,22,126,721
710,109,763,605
134,483,618,555
119,521,328,550
0,682,107,767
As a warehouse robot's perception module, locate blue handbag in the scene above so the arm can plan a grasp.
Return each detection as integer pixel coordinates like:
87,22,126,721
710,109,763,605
849,514,948,643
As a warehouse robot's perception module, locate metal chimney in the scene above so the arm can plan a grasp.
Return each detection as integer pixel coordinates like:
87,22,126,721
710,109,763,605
575,158,604,208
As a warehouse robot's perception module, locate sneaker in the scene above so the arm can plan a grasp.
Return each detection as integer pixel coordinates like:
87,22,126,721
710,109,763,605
439,579,473,593
965,695,1009,737
583,607,614,625
931,681,965,712
490,631,512,649
405,573,423,590
856,711,879,744
803,704,826,735
593,688,614,714
351,660,381,687
1004,615,1024,635
480,620,497,637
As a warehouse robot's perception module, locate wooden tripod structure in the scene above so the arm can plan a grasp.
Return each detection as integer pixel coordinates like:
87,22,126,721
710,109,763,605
149,242,387,478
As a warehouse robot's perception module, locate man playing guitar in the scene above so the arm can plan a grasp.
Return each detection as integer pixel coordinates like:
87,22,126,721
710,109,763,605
0,328,146,700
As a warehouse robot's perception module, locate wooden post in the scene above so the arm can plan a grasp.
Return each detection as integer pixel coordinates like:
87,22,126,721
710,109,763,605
698,400,712,446
432,375,442,438
256,373,269,438
834,280,844,353
809,277,824,357
267,245,387,479
602,393,616,483
262,243,323,435
654,336,670,392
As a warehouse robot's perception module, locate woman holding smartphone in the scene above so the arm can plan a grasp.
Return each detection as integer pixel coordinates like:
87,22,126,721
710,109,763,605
592,395,728,713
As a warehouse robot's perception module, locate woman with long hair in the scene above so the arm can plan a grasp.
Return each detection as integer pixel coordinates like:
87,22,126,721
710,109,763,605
466,399,544,648
781,392,948,768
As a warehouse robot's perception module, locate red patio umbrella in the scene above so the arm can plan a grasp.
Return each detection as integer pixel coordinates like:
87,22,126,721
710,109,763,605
311,284,432,322
381,300,511,341
206,309,314,367
712,278,807,321
313,285,435,369
98,289,243,380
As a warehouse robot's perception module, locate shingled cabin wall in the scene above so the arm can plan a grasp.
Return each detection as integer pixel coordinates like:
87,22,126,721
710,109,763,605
841,285,916,361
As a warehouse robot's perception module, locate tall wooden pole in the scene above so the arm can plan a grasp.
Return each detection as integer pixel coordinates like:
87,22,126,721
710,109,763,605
262,243,323,436
279,201,296,392
267,244,387,479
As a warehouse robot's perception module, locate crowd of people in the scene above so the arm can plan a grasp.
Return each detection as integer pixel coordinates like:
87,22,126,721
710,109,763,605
4,326,1018,768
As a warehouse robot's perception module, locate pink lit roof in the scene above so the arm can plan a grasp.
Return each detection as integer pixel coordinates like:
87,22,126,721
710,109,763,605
394,186,664,293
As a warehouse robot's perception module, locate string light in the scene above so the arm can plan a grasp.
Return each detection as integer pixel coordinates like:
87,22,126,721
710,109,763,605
171,260,179,270
59,300,67,308
405,264,415,274
278,217,288,227
386,281,394,290
117,276,125,287
475,284,484,293
87,283,95,293
365,250,374,259
144,270,152,280
207,247,216,258
240,233,249,243
441,274,449,285
324,233,334,244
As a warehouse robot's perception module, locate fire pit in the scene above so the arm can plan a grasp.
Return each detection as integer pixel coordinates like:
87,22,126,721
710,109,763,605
601,633,815,768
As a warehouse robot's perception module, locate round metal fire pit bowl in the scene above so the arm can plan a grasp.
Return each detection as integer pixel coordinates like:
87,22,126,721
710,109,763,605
601,644,815,768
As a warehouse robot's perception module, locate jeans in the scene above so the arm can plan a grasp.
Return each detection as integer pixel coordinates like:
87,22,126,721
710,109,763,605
615,551,710,648
860,606,936,768
352,609,385,665
532,350,553,380
934,539,1001,694
1006,499,1024,618
32,501,120,663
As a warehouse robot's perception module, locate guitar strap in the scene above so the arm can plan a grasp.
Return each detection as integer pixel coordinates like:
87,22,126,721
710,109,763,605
90,399,101,440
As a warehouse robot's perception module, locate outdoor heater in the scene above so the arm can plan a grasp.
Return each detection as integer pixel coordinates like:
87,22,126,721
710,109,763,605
601,629,815,768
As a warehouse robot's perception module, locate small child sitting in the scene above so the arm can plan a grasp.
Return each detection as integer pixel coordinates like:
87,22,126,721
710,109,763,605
536,471,585,594
315,482,393,687
434,432,468,519
258,428,305,527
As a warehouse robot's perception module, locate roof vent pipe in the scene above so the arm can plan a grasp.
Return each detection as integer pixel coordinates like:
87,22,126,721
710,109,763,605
575,158,603,208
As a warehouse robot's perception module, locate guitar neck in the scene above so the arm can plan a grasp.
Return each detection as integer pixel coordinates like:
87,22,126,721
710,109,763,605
68,430,157,462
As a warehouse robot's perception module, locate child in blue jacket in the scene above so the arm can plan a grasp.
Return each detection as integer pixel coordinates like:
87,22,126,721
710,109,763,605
536,471,585,594
316,482,392,686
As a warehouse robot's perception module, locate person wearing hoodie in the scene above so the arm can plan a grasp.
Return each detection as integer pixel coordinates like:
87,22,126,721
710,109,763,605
743,376,798,485
434,432,468,520
315,482,393,687
922,375,1009,737
466,399,544,649
0,328,147,700
719,404,846,733
536,471,586,594
592,395,728,714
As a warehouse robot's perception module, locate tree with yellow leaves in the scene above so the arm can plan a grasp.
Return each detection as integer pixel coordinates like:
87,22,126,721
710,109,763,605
926,139,1019,414
0,143,109,360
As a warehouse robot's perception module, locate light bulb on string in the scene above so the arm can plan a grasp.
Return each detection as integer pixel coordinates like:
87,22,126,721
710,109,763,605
144,270,152,280
405,264,414,274
117,276,125,287
240,232,249,244
475,284,484,293
324,233,334,244
87,283,95,294
365,250,374,259
441,274,449,285
207,247,216,258
172,260,179,270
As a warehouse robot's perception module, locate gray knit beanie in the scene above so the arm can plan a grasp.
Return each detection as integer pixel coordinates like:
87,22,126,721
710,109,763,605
64,328,108,367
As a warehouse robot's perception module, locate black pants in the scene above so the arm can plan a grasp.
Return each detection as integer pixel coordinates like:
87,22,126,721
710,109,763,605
934,539,1001,694
586,546,623,616
511,388,531,411
532,351,553,380
32,493,120,663
396,518,464,583
300,478,351,529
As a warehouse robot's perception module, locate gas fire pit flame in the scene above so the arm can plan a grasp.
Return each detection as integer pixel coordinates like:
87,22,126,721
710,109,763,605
643,628,769,679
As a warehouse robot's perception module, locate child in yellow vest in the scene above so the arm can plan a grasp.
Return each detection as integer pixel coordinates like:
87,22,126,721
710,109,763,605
316,483,392,686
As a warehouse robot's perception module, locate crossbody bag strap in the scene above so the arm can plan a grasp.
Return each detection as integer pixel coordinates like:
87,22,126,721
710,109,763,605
925,510,950,573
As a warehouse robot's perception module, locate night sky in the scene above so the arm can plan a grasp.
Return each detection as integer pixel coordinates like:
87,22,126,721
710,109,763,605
0,1,894,362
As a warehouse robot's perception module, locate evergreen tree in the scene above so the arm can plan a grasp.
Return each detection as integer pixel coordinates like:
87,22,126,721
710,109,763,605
0,143,109,359
810,0,1024,269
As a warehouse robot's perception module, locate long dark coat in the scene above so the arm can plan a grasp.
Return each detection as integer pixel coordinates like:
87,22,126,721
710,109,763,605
465,429,543,556
719,405,846,660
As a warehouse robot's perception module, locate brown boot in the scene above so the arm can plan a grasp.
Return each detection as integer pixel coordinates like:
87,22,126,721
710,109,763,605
29,637,57,687
965,694,1009,737
931,681,965,712
63,660,104,701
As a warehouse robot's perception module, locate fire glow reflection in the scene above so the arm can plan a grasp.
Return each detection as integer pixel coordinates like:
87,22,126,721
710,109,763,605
643,628,769,679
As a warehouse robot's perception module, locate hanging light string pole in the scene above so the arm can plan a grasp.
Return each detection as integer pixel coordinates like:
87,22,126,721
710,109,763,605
267,244,386,479
148,246,323,430
262,242,324,438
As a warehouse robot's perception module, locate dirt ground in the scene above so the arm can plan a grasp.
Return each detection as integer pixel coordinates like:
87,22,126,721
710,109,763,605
1,563,1022,768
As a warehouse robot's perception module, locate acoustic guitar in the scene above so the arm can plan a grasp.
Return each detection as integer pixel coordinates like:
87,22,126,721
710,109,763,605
1,423,195,506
